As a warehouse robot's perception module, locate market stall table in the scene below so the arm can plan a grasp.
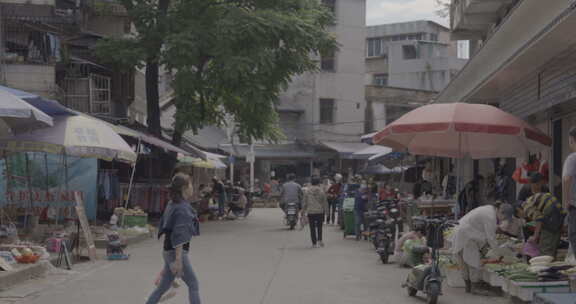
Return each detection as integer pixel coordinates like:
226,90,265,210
533,293,576,304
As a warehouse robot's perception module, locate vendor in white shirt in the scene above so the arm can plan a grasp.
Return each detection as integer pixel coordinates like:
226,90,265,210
452,202,511,295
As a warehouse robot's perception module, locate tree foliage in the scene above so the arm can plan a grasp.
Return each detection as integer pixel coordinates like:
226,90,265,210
96,0,337,144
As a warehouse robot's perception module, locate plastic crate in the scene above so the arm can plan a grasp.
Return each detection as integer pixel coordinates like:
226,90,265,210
533,293,576,304
510,281,570,302
122,215,148,227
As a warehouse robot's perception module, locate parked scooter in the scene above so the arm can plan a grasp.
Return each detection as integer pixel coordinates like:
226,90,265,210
285,201,299,230
364,200,400,264
403,217,455,304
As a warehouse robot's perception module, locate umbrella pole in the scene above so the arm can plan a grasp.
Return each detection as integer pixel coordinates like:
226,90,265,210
123,138,141,227
400,156,406,194
24,153,33,230
63,153,70,226
456,133,462,219
44,153,50,226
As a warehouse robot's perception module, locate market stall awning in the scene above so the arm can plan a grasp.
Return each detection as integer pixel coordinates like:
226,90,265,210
109,124,204,158
0,115,137,163
368,151,407,165
352,145,392,160
320,141,371,159
361,132,377,145
205,151,227,169
177,152,227,169
177,155,215,169
219,144,315,160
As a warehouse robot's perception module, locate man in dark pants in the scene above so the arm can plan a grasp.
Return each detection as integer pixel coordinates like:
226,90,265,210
212,177,227,218
354,185,369,241
563,126,576,259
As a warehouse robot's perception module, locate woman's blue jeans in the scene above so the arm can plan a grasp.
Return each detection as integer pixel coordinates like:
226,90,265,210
145,250,201,304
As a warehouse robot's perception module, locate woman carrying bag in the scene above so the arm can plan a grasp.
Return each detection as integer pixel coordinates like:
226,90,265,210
146,173,201,304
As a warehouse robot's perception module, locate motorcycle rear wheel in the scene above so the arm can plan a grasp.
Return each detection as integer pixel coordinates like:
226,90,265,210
289,222,296,230
379,248,389,264
407,287,417,297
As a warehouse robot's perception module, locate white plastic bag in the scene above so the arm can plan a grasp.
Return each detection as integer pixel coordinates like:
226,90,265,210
155,270,181,302
299,216,308,230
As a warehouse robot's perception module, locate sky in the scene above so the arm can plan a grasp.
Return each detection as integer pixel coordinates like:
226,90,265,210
366,0,448,26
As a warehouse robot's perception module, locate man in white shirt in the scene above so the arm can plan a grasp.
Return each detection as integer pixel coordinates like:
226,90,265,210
452,203,509,295
562,126,576,258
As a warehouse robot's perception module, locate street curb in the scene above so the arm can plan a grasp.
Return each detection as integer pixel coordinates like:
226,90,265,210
0,261,49,291
0,232,153,291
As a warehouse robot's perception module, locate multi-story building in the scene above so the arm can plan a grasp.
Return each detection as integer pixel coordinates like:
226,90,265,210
0,0,134,120
436,0,575,194
365,20,467,131
130,0,368,182
247,0,368,180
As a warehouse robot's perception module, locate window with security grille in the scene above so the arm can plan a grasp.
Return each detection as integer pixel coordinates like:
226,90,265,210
319,98,335,124
373,74,388,86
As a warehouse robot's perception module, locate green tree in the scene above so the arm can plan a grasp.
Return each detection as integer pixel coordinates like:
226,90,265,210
95,0,172,137
96,0,336,144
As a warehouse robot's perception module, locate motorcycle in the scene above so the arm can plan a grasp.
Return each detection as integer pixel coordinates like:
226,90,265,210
374,216,395,264
403,218,455,304
285,201,299,230
365,200,400,264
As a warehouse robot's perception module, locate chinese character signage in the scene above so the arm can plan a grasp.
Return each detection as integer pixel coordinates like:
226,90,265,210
0,152,97,220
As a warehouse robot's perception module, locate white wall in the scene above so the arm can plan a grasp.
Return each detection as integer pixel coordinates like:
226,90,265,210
278,0,367,143
387,42,467,91
4,64,55,98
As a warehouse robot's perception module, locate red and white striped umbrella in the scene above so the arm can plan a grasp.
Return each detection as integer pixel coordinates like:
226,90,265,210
372,103,552,159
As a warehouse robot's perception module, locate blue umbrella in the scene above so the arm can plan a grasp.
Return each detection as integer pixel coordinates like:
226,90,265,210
0,85,76,116
0,89,53,134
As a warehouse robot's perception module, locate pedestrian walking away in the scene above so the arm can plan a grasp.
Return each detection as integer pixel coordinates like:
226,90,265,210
146,173,201,304
354,184,369,241
302,176,329,248
563,126,576,258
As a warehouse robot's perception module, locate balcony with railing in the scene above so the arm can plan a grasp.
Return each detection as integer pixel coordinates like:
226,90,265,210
450,0,518,39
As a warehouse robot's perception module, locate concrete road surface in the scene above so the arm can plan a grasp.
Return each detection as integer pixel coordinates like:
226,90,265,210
0,209,509,304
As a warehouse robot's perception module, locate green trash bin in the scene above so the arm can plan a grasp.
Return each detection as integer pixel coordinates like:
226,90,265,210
342,197,356,237
343,210,355,238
